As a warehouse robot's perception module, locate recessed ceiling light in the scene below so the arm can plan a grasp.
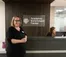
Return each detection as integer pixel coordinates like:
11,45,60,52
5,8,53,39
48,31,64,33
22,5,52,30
64,8,66,10
56,10,63,12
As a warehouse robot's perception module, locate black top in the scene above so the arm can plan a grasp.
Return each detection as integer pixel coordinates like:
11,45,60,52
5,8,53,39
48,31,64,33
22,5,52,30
6,26,27,52
47,32,52,37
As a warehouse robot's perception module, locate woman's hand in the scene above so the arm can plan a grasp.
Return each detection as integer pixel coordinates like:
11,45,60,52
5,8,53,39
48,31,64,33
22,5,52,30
21,35,27,43
24,35,27,42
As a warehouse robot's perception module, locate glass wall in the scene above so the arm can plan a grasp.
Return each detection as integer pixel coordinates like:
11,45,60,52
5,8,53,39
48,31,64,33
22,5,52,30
54,7,66,32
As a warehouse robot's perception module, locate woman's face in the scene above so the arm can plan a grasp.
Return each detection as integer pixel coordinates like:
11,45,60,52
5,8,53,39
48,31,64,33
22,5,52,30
14,17,21,27
53,29,56,34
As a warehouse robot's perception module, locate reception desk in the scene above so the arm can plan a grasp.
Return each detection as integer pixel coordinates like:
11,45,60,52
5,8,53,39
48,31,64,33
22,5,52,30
1,37,66,57
26,37,66,50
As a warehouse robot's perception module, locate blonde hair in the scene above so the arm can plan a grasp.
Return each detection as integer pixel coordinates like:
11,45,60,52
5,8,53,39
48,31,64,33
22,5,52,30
11,16,21,27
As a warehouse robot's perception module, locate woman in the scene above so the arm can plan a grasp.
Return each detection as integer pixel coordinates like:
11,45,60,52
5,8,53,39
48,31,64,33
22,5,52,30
6,16,27,57
47,27,56,37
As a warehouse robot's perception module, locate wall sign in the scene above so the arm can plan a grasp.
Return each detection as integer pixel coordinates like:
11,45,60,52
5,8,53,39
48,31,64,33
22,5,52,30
23,15,45,27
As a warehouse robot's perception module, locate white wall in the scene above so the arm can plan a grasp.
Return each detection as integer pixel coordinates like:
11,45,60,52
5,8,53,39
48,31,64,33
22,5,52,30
0,1,5,51
50,6,55,27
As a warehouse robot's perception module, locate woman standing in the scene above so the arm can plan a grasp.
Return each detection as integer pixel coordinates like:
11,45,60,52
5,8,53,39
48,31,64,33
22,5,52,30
6,16,27,57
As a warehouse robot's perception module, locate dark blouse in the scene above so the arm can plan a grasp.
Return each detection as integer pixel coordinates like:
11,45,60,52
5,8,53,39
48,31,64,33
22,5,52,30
47,32,52,37
6,26,27,52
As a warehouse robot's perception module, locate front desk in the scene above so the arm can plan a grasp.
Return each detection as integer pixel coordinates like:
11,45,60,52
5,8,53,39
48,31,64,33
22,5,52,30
1,37,66,57
27,37,66,50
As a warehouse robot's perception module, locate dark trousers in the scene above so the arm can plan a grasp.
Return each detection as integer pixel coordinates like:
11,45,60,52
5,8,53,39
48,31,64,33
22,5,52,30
6,51,26,57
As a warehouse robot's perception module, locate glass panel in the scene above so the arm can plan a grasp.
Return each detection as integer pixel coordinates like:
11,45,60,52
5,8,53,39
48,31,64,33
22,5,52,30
54,7,66,32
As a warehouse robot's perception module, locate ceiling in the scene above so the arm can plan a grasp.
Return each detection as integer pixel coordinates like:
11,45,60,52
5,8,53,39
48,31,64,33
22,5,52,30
2,0,54,4
51,0,66,6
